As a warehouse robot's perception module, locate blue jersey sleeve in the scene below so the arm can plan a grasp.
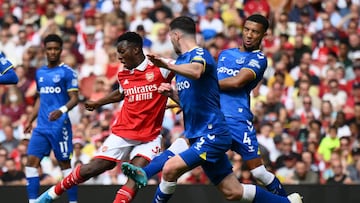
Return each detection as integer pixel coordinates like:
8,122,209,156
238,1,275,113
242,51,267,79
0,52,18,84
64,65,79,92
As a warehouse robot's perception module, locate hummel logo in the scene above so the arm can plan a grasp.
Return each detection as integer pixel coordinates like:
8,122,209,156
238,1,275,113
124,79,129,85
207,134,215,140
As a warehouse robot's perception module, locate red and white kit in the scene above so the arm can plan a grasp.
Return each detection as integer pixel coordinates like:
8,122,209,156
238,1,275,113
95,59,174,162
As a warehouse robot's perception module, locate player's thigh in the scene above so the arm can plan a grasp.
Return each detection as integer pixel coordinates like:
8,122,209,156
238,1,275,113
130,134,162,161
94,134,139,162
48,125,73,161
185,133,231,165
201,153,233,185
27,128,52,160
228,119,260,161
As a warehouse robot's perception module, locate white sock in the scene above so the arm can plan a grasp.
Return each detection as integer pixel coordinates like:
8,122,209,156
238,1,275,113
241,184,256,202
250,165,274,185
167,138,188,155
159,178,177,194
29,200,36,203
25,166,38,178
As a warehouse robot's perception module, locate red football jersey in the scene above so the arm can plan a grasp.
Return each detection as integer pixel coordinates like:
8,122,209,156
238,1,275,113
111,60,174,142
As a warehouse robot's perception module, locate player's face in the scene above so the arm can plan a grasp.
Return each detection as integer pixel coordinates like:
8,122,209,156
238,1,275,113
45,42,62,63
169,30,182,55
117,41,137,70
242,21,266,51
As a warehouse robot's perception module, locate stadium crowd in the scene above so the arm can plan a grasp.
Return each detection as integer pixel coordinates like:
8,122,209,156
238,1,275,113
0,0,360,187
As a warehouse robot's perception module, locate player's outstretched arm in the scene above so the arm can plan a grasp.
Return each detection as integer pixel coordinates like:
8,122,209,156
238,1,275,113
85,89,124,111
0,68,18,84
147,54,204,80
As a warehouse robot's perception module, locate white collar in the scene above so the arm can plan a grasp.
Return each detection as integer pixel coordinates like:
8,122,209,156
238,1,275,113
134,58,148,71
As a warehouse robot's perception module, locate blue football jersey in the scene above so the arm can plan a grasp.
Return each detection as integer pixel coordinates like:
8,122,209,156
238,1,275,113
35,63,78,129
175,47,228,139
0,52,14,75
217,48,267,121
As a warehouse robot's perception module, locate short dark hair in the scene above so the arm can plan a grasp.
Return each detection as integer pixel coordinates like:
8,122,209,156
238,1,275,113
117,31,143,48
169,16,196,35
43,34,63,47
246,14,269,32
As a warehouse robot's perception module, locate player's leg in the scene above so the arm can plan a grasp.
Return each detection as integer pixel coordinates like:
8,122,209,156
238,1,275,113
122,137,188,187
55,125,78,203
36,158,117,203
152,133,233,203
216,173,302,203
113,134,163,203
152,154,191,203
209,156,302,203
229,119,287,196
58,160,78,203
246,158,287,196
25,129,49,203
36,134,131,202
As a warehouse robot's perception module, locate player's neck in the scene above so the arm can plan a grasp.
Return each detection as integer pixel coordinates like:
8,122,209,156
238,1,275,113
181,40,198,54
47,61,62,68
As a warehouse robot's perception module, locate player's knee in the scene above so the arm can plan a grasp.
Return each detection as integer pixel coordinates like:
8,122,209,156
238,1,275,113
161,160,181,181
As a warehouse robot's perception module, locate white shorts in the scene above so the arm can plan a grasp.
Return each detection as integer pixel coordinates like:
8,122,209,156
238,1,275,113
94,133,162,162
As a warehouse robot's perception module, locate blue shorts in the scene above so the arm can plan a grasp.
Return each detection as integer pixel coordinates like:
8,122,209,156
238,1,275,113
226,117,261,161
179,132,233,185
27,125,73,161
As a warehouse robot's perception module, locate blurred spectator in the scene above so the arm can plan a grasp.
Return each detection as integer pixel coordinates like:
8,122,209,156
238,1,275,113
274,135,301,170
243,0,270,18
275,153,298,183
149,0,173,22
14,65,32,94
0,125,19,153
150,26,174,58
326,158,353,184
71,136,91,168
317,125,340,163
199,6,224,42
334,111,352,138
0,158,26,185
286,160,319,184
136,24,153,53
1,86,26,123
322,79,347,112
129,7,154,34
264,88,287,124
348,148,360,183
288,0,316,23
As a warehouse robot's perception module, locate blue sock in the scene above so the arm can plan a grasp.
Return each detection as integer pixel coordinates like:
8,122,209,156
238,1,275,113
253,186,289,203
152,186,173,203
266,177,287,196
27,176,40,200
66,185,78,202
143,150,175,178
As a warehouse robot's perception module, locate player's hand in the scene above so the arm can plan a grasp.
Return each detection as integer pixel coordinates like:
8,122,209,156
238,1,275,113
147,54,169,69
49,110,62,121
23,121,33,134
85,100,99,111
158,83,172,97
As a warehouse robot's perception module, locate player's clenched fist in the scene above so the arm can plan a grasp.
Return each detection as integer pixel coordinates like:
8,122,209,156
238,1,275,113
158,82,172,97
